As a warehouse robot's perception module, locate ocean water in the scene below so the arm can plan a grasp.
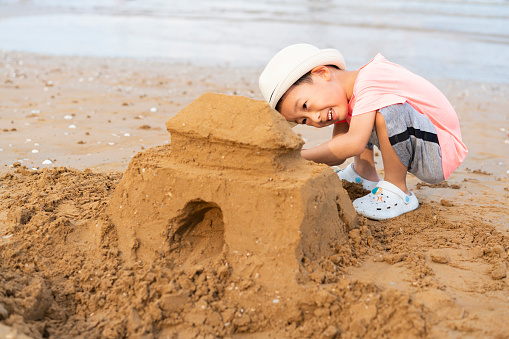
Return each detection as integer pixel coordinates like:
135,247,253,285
0,0,508,83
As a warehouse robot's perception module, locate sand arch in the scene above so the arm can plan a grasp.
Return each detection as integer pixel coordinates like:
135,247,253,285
166,199,225,267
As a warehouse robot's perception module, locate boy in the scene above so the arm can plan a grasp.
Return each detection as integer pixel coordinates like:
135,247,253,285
259,44,467,220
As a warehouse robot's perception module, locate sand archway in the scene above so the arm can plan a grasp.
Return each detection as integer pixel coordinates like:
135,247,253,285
166,199,225,267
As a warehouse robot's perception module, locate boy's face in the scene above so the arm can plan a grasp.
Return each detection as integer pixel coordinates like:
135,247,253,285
279,68,349,128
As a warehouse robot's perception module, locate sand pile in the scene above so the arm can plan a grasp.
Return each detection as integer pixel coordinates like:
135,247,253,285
107,93,357,290
1,164,425,339
1,158,508,338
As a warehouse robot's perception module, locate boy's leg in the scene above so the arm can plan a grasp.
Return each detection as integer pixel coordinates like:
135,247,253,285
352,110,419,220
353,148,380,182
374,112,410,195
335,147,379,191
353,103,441,220
334,120,380,189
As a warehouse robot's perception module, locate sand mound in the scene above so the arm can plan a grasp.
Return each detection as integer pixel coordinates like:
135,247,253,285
107,93,357,290
1,160,508,338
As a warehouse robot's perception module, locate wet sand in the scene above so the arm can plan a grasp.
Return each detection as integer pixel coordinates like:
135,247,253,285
1,51,509,338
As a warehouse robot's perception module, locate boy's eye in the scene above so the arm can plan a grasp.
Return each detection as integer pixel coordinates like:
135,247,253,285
301,118,307,125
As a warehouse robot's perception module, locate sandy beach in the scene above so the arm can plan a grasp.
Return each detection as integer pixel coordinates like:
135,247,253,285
0,49,508,338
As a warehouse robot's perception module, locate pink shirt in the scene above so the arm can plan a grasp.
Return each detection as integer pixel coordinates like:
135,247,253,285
346,54,467,179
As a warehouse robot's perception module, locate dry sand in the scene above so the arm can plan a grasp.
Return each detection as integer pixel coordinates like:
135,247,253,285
1,51,509,338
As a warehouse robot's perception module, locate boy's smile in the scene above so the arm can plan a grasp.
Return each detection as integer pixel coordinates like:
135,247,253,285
278,66,351,128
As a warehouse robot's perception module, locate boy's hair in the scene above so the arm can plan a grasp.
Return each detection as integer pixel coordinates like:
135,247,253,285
259,44,346,110
275,65,340,112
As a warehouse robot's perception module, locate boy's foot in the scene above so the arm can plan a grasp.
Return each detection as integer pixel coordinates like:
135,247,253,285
352,181,419,220
334,163,378,191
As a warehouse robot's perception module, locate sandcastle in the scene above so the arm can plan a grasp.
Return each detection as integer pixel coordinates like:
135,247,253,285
107,93,356,289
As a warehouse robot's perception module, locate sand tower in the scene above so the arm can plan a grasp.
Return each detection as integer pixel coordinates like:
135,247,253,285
107,93,355,289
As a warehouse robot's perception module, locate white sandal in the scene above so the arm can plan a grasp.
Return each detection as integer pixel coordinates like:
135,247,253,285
334,163,378,191
353,181,419,220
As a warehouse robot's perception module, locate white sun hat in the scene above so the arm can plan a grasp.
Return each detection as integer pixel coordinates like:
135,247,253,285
259,44,346,109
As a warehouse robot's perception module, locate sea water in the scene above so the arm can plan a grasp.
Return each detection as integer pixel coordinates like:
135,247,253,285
0,0,508,83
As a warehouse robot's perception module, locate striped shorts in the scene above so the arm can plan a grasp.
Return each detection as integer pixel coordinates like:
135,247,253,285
367,102,444,184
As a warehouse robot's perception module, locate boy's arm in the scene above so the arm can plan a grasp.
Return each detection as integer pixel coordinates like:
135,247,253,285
333,120,349,137
301,111,377,166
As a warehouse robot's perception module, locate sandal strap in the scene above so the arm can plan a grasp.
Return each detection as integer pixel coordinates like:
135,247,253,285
373,181,413,205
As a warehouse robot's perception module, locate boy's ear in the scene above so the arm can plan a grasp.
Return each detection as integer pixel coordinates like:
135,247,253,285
310,65,331,81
